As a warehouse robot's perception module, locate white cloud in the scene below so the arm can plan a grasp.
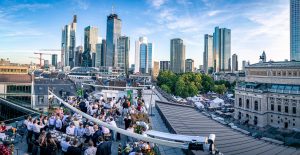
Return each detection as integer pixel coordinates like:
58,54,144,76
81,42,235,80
147,0,167,9
10,4,51,11
73,0,89,10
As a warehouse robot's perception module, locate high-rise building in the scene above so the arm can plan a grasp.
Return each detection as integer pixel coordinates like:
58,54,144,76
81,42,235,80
61,15,77,68
290,0,300,61
213,27,231,72
96,42,102,67
135,37,153,74
160,61,170,71
44,60,49,69
82,26,98,67
203,34,214,73
232,54,238,72
185,59,194,72
92,53,96,67
170,38,186,73
75,46,83,67
101,39,106,66
117,36,130,75
51,54,58,68
152,61,159,81
106,13,121,67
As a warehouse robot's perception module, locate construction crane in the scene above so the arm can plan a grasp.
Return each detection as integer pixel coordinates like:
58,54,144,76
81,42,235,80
29,57,45,66
33,49,60,67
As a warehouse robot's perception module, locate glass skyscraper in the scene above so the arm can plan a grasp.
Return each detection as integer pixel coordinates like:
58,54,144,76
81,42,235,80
117,36,130,75
106,13,121,67
203,34,213,73
61,15,76,68
291,0,300,61
170,38,186,73
213,27,231,72
135,37,152,74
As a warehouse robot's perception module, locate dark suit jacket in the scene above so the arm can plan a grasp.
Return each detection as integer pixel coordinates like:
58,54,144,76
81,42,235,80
96,141,112,155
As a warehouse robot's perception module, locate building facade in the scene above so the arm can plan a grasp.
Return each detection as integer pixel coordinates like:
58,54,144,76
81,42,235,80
234,61,300,131
213,27,231,72
75,46,83,67
232,53,238,72
291,0,300,61
152,61,159,81
203,34,214,73
170,38,185,73
61,15,77,68
117,36,130,75
160,61,170,71
51,54,58,68
134,37,152,74
185,59,194,72
82,26,98,67
106,13,121,67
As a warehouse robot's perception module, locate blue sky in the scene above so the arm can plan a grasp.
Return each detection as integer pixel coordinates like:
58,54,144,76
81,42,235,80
0,0,289,68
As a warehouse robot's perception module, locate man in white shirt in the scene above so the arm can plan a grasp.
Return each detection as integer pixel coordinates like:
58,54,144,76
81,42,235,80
48,115,56,130
66,123,75,136
26,118,33,143
108,117,117,141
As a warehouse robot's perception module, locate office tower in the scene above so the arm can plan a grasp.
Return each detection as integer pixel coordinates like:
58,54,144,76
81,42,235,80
232,54,238,72
117,36,130,75
260,51,266,62
106,13,121,67
51,54,58,68
185,59,194,72
135,37,153,74
152,61,159,80
242,60,250,71
213,27,231,72
160,61,170,71
44,60,49,69
101,39,106,66
92,53,96,67
291,0,300,61
61,15,77,68
96,42,102,67
203,34,214,73
170,38,186,73
75,45,83,67
82,26,98,67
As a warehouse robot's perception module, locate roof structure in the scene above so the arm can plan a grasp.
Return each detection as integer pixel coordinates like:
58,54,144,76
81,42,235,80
156,101,300,155
247,61,300,69
0,74,32,83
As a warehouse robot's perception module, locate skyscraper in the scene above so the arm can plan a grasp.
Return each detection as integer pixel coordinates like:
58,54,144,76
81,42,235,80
106,13,121,67
117,36,130,75
160,61,170,71
213,27,231,72
291,0,300,61
61,15,77,68
75,45,83,67
185,59,194,72
82,26,98,67
51,54,57,68
96,42,102,68
203,34,214,73
170,38,185,73
232,53,238,72
135,37,153,74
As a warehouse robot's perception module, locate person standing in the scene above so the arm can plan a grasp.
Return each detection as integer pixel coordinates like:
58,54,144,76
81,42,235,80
84,140,97,155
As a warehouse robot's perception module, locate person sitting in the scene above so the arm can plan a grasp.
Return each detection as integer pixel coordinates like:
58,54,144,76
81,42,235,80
0,141,11,155
66,123,76,136
60,136,71,154
0,122,6,133
66,138,81,155
84,140,97,155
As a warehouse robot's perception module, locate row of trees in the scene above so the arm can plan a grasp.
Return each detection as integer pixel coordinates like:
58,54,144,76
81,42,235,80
157,71,232,98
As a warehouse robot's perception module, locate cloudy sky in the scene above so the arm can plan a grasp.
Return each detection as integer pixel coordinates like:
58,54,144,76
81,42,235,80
0,0,290,68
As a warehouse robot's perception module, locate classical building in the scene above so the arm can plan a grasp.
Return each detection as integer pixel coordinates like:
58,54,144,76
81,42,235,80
234,61,300,130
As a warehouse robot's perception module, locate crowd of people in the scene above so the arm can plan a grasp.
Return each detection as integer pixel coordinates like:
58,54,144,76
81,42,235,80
0,92,156,155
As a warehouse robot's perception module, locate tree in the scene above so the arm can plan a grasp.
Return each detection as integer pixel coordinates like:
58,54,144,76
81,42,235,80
157,70,177,93
213,84,227,94
160,84,171,93
201,74,214,93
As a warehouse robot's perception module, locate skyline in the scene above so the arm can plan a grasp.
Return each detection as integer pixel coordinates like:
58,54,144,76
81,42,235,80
0,0,290,68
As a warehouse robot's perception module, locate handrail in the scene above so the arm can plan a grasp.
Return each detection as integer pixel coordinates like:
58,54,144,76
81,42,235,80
48,90,190,149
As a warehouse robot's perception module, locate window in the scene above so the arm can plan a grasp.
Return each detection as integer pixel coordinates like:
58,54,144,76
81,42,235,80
271,104,274,111
38,96,44,105
254,101,258,111
271,119,273,123
293,107,296,114
285,106,289,113
239,98,242,107
293,123,295,126
246,99,250,109
278,105,281,112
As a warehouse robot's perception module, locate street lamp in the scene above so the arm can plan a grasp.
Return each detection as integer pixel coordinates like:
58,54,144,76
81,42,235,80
149,86,155,116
